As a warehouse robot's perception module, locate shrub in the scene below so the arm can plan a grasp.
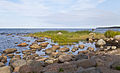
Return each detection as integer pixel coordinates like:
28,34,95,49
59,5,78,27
104,30,120,38
116,66,120,70
75,31,91,34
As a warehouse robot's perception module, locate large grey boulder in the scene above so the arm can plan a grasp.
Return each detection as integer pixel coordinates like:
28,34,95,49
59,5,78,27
76,67,100,73
114,35,120,40
0,66,11,73
96,39,106,46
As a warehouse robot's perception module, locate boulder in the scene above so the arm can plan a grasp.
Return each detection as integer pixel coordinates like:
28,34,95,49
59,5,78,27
3,48,17,54
71,47,78,52
0,62,5,67
7,54,14,58
0,66,11,73
59,47,69,52
52,45,60,49
74,54,88,61
79,45,85,49
45,48,53,55
76,67,100,73
111,61,120,70
114,35,120,40
19,61,43,73
96,39,106,46
45,59,54,64
40,42,49,47
75,59,96,68
78,50,89,54
35,39,45,42
50,52,60,58
87,47,94,51
0,56,7,63
10,59,27,68
58,55,72,62
29,44,41,49
17,43,28,47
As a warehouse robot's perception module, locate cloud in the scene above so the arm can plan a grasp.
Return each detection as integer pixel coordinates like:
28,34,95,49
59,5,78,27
0,0,120,28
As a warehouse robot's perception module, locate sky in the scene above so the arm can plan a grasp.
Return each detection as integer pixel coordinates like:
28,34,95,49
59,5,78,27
0,0,120,28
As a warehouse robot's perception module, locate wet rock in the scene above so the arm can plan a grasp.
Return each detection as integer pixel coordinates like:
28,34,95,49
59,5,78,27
3,48,17,54
96,39,106,47
45,48,53,55
15,42,18,44
87,47,94,51
7,54,14,58
76,67,100,73
59,47,69,52
14,55,21,59
29,43,41,49
17,43,28,47
78,50,89,54
50,52,59,58
72,47,78,52
114,35,120,40
16,51,20,54
58,55,72,63
40,42,49,47
0,56,7,63
0,62,5,67
35,39,45,42
52,45,60,49
79,45,85,49
0,66,11,73
22,50,31,54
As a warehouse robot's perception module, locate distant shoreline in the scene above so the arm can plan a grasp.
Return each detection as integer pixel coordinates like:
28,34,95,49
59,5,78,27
97,26,120,29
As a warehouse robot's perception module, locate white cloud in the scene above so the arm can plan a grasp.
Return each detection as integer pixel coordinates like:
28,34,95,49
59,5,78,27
0,0,120,28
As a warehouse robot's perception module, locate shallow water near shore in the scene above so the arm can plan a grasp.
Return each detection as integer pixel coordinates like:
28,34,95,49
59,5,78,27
0,28,120,65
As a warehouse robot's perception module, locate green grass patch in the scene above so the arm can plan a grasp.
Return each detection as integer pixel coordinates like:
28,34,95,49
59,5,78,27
116,66,120,70
104,30,120,38
27,30,104,45
59,68,64,72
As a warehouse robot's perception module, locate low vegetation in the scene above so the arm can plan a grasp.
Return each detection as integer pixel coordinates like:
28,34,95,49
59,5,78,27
27,30,104,45
59,68,64,72
104,30,120,38
116,66,120,70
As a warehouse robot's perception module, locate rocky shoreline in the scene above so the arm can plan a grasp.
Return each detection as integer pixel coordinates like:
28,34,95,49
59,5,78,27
0,31,120,73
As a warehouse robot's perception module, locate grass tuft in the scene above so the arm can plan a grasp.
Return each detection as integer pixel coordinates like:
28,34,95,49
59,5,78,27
104,30,120,38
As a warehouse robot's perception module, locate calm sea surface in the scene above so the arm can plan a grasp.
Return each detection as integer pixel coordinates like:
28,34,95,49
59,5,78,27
0,28,120,65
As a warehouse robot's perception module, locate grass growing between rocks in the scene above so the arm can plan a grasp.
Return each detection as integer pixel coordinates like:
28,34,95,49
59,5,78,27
104,30,120,38
116,66,120,70
27,30,104,45
59,68,64,72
